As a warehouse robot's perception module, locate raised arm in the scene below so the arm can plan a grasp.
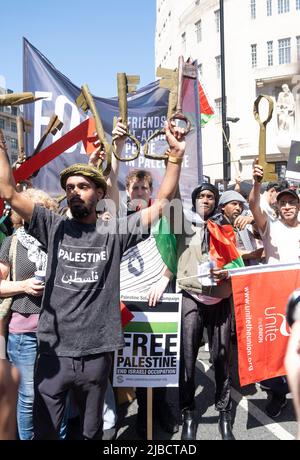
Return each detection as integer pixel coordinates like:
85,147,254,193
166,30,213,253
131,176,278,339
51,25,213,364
140,122,185,228
107,118,127,209
0,130,34,223
89,118,126,211
248,160,267,234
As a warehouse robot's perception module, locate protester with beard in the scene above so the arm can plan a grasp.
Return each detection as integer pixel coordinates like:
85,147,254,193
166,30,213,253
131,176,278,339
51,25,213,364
176,183,235,440
0,121,186,440
219,190,263,266
249,162,300,418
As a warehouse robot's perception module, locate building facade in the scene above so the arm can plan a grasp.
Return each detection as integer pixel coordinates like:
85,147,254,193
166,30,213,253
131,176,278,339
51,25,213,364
155,0,300,185
0,86,21,165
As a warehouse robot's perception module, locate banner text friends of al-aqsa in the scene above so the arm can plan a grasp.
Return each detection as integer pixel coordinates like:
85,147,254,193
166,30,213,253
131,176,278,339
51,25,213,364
23,38,203,204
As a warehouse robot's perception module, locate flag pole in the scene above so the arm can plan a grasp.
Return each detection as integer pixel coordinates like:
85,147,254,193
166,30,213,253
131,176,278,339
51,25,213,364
220,0,230,188
147,388,153,440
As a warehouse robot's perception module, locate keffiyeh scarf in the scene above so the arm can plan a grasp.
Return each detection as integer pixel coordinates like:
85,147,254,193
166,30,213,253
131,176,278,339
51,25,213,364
16,227,48,271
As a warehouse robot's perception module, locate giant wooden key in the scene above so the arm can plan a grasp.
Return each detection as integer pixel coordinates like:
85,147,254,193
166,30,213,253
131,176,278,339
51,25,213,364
14,116,32,168
112,73,141,161
31,114,63,158
144,56,196,160
168,55,194,135
143,66,178,160
76,84,112,176
0,92,45,106
253,94,278,182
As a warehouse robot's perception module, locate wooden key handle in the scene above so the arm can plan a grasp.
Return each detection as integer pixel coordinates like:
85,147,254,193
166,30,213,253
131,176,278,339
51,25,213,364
143,129,169,160
112,132,141,162
253,94,274,128
168,112,191,135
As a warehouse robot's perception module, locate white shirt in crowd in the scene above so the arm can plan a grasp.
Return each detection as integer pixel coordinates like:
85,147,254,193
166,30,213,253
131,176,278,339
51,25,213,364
261,217,300,264
260,194,277,221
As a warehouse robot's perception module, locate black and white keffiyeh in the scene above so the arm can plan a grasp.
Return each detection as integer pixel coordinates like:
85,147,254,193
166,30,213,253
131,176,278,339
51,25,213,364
15,227,48,271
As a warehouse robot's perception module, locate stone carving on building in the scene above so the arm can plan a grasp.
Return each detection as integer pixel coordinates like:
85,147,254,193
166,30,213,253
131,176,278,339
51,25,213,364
277,84,295,133
276,83,297,154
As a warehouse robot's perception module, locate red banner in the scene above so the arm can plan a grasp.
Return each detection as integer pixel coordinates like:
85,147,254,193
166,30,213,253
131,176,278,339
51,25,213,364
231,264,300,386
0,117,96,216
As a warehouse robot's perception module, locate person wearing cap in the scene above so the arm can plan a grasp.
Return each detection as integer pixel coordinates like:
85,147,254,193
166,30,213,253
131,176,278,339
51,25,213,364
0,122,186,440
260,180,289,221
176,183,235,440
219,191,263,266
249,162,300,418
250,164,300,264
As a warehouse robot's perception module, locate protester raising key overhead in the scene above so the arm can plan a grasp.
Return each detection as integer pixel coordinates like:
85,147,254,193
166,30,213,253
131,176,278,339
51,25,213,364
0,122,186,440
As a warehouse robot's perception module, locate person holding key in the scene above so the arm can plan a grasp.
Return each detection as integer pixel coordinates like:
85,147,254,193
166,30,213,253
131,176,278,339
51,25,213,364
249,160,300,417
0,120,186,440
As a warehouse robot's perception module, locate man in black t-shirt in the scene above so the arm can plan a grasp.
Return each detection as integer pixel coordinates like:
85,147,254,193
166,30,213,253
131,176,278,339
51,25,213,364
0,122,185,440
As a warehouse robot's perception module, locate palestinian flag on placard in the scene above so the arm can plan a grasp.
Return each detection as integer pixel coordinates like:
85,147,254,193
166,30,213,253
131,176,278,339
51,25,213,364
120,301,134,328
198,81,214,127
207,220,244,269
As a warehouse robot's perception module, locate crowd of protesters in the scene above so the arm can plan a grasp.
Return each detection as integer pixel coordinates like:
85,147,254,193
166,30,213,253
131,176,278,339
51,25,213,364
0,118,300,441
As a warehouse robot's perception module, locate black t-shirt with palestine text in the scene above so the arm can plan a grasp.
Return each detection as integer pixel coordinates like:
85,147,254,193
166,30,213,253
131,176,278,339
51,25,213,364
28,205,148,357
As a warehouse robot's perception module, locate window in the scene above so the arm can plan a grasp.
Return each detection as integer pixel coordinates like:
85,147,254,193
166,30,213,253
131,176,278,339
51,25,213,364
250,0,256,19
214,98,222,123
251,44,257,67
0,107,3,113
182,32,186,51
275,161,287,178
215,56,221,78
267,0,273,15
215,10,220,32
297,36,300,61
195,19,202,42
267,41,273,66
278,37,291,64
198,63,203,78
11,121,17,133
10,138,18,150
297,0,300,9
278,0,290,13
0,118,5,129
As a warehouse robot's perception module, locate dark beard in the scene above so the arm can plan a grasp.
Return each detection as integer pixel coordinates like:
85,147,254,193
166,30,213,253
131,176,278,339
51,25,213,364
70,204,90,219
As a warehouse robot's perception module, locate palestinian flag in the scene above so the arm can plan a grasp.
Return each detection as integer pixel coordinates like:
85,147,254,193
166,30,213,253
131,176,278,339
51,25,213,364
207,220,244,269
198,81,214,127
152,216,177,276
120,301,134,328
